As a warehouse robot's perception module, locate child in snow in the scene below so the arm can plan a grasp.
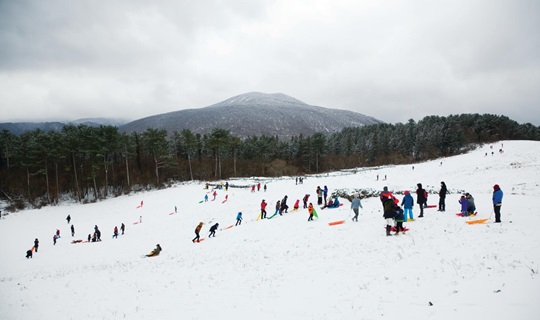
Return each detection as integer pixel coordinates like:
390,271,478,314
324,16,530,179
459,195,468,217
303,194,310,209
66,214,71,224
147,244,162,257
53,234,57,245
351,193,362,222
209,223,219,237
401,191,414,222
293,199,300,211
261,200,267,219
205,194,209,202
394,206,405,235
235,212,243,226
193,222,203,243
465,193,476,216
275,200,281,216
113,226,119,239
26,249,33,259
308,203,315,221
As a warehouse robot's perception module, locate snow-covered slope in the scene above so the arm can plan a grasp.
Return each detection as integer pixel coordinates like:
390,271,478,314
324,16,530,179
1,140,539,320
120,92,382,138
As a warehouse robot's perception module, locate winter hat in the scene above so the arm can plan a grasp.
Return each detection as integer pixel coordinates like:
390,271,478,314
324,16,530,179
417,183,422,188
493,184,500,190
383,186,388,192
404,190,409,195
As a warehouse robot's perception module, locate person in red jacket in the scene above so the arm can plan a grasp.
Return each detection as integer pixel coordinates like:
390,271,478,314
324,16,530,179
260,200,267,219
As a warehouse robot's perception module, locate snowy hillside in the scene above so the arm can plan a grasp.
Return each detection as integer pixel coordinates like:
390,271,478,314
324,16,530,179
1,140,539,320
120,92,382,138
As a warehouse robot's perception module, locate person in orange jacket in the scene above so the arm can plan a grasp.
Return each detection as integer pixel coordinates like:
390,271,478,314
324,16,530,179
192,222,204,243
308,203,315,221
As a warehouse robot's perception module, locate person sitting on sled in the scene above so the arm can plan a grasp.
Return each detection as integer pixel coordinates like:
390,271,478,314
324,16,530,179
147,244,162,257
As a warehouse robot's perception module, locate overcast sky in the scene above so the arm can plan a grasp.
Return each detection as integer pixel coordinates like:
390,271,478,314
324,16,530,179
1,0,539,125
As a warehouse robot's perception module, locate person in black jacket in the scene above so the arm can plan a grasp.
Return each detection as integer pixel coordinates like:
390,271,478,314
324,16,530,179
438,181,447,212
209,223,219,237
34,238,39,252
416,183,426,218
383,197,396,236
280,195,289,214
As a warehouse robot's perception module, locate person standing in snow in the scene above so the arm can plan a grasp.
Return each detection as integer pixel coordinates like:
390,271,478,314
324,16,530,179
34,238,39,252
193,222,204,243
209,223,219,237
235,212,243,226
260,200,267,219
113,226,119,239
66,214,71,224
323,186,329,205
308,203,315,221
71,224,75,237
53,234,57,245
275,200,281,216
303,194,310,209
383,196,396,236
401,191,414,222
280,195,289,214
438,181,447,212
416,183,426,218
213,191,217,200
120,223,125,235
351,193,362,222
316,186,323,205
465,193,476,216
492,184,503,223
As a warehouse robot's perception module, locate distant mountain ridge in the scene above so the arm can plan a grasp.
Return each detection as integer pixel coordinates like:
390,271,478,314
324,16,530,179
120,92,382,138
0,118,128,135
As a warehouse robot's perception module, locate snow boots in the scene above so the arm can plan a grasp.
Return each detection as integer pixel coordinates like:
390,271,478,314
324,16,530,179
386,225,392,236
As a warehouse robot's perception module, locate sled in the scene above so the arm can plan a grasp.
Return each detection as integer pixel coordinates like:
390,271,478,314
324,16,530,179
169,212,174,215
199,200,204,203
267,213,278,219
225,225,234,230
313,209,318,219
222,200,227,204
71,240,83,244
456,212,477,216
466,218,488,225
194,238,205,243
256,212,262,221
328,220,345,226
426,205,437,208
133,222,139,225
136,205,141,209
388,226,409,232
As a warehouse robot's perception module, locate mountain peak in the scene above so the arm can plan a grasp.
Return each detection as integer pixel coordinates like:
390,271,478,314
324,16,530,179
213,92,308,108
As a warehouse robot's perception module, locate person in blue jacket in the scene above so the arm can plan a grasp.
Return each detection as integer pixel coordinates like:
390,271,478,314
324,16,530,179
235,212,243,226
492,184,503,223
401,190,414,222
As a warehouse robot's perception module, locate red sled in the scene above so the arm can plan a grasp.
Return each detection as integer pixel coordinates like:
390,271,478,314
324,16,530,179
386,226,409,232
426,205,437,208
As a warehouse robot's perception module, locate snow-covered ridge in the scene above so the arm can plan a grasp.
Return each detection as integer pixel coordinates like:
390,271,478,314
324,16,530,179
120,92,382,138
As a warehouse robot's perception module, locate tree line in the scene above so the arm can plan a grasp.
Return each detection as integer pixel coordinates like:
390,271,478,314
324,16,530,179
0,113,538,210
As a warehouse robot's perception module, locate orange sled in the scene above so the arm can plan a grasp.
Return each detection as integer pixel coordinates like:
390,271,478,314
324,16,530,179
328,220,345,226
466,218,489,225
